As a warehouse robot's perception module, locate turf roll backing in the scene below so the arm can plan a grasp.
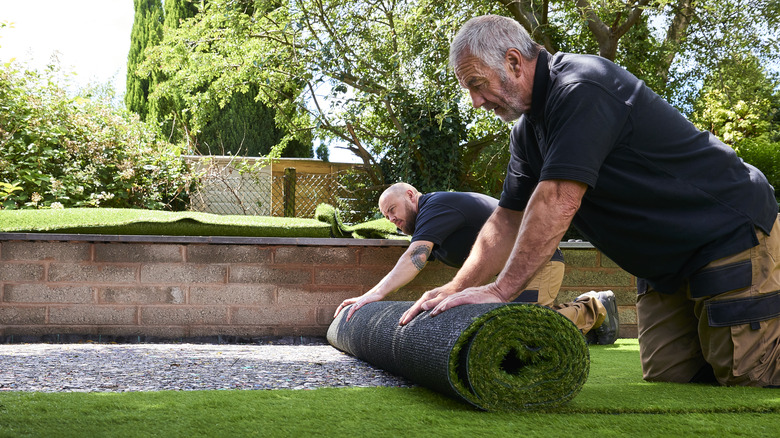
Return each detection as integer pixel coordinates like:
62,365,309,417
327,301,589,411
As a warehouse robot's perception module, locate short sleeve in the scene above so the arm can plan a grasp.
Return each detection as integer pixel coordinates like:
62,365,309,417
541,82,632,188
411,201,466,246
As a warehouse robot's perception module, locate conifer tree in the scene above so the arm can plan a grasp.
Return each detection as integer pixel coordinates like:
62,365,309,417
148,0,200,140
126,0,164,121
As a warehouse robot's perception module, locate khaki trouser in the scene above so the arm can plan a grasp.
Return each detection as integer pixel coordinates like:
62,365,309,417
514,260,605,334
637,215,780,386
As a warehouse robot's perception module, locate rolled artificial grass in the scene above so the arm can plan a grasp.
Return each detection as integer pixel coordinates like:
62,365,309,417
327,301,589,411
314,203,404,239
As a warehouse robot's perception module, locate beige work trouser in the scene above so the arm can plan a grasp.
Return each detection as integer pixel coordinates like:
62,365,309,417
637,215,780,387
515,260,605,334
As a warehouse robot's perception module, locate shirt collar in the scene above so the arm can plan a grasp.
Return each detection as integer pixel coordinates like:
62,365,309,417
529,49,550,121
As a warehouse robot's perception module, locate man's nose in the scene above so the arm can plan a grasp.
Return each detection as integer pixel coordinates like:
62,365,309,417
469,89,485,109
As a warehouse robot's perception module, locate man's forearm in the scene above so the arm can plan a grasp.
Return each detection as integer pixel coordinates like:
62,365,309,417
371,241,433,297
494,180,586,300
447,207,523,290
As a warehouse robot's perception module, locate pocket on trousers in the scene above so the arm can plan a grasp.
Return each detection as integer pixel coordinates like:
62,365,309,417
690,260,752,299
706,290,780,328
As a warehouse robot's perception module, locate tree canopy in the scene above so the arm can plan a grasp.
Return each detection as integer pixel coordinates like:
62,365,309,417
133,0,313,158
141,0,780,197
126,0,164,121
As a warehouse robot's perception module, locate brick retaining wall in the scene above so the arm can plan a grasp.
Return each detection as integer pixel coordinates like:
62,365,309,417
0,234,637,342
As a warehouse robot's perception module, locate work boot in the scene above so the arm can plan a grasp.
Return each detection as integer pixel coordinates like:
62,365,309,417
582,291,619,345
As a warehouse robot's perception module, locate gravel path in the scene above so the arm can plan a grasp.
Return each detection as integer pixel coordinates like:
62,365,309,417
0,342,412,392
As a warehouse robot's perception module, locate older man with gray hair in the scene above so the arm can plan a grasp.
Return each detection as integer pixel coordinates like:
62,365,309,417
400,14,780,388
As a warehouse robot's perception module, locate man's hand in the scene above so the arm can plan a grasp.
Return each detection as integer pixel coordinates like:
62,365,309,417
334,291,383,321
428,282,506,316
398,283,459,325
399,282,507,325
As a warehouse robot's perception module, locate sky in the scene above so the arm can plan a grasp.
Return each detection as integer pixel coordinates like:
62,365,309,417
0,0,358,163
0,0,134,95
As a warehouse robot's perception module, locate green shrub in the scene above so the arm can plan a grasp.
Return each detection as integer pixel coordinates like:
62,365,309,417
0,63,195,210
735,135,780,206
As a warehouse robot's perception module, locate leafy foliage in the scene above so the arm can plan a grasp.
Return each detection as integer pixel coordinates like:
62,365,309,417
689,54,780,204
0,62,195,210
126,0,164,121
140,0,779,198
736,136,780,205
139,0,313,158
196,83,313,158
142,0,478,190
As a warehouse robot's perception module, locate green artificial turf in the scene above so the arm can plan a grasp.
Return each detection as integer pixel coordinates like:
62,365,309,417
0,206,405,239
1,340,778,437
314,203,404,239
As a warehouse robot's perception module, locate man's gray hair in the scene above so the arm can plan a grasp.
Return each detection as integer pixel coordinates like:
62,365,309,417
449,15,541,77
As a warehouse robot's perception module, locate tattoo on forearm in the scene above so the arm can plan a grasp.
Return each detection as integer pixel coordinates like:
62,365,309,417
410,246,431,271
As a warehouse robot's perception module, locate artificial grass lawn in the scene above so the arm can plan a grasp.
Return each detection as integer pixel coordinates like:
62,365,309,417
0,207,404,239
1,340,778,437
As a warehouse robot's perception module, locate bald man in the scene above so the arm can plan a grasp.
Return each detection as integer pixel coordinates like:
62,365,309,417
334,182,619,344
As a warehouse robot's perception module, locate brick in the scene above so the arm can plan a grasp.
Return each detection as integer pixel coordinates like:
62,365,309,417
618,306,637,324
95,243,183,263
231,306,316,326
87,325,187,343
619,325,638,338
49,306,137,325
600,254,622,268
358,246,407,265
277,286,355,306
274,247,357,265
99,286,185,304
1,241,91,262
0,306,47,324
561,249,599,267
230,265,312,285
613,289,637,306
190,285,275,306
408,264,458,287
562,269,634,288
271,326,328,337
186,245,270,264
384,288,423,301
554,289,584,304
314,267,386,286
317,306,338,325
141,306,229,326
141,264,227,284
0,326,99,338
95,326,188,339
48,263,137,284
4,284,94,303
188,325,276,338
0,263,45,282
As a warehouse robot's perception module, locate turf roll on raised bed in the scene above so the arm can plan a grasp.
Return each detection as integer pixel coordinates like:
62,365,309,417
327,301,589,411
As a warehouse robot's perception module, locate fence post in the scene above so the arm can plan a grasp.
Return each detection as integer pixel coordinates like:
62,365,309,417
283,167,296,217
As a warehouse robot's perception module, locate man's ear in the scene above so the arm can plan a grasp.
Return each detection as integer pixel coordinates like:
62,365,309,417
505,48,524,78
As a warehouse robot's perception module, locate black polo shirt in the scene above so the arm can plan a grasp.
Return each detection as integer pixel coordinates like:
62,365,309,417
499,50,777,294
412,191,564,268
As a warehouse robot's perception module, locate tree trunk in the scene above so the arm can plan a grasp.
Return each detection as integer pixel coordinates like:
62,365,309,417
499,0,558,54
574,0,650,61
657,0,697,85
